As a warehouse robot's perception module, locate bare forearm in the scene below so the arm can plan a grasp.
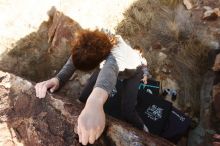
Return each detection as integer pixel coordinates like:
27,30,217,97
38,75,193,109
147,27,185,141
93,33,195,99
85,55,118,115
86,87,108,108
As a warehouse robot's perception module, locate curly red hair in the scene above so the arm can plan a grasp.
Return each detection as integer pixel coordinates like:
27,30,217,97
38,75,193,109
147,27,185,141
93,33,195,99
71,29,114,71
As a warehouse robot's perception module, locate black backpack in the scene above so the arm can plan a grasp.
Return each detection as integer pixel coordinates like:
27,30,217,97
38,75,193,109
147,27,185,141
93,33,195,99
136,80,173,135
79,70,191,143
136,80,191,143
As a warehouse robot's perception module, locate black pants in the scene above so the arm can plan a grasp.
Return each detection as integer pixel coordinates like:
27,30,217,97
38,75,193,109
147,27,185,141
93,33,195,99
79,68,144,130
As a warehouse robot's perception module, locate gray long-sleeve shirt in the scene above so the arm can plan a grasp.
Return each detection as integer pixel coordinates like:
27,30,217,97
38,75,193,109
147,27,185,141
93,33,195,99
56,56,76,86
56,54,119,94
56,35,149,95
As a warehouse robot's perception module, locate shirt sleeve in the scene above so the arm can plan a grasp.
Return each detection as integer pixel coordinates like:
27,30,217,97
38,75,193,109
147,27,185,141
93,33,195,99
140,55,149,76
94,54,119,94
142,65,150,76
56,55,76,86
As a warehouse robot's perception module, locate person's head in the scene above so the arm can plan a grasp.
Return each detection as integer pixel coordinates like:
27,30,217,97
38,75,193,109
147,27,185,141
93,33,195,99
71,29,114,71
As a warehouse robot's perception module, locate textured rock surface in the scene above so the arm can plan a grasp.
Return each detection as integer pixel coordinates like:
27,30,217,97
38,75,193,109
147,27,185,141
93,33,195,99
0,7,81,82
212,51,220,140
0,70,175,146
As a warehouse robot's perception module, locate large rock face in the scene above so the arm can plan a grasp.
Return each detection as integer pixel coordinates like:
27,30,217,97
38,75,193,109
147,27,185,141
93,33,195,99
0,8,81,82
0,70,174,146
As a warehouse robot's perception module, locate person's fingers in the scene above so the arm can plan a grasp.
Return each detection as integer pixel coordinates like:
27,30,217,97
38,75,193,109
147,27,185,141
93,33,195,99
144,77,148,84
35,83,40,97
41,86,48,98
50,85,56,93
95,127,103,140
213,134,220,146
77,125,82,143
47,79,58,93
140,79,147,84
95,132,101,140
38,83,44,98
35,79,57,98
140,78,147,84
81,128,89,145
39,83,47,98
88,130,96,144
35,83,44,98
214,134,220,139
213,142,220,146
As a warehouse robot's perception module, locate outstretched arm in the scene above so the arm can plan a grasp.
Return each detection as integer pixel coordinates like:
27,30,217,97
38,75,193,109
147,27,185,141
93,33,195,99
35,56,76,98
56,56,76,86
141,64,150,84
77,54,119,145
94,54,119,95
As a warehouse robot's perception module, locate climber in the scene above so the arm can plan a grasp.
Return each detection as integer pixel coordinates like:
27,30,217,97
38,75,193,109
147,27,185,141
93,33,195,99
35,29,150,145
